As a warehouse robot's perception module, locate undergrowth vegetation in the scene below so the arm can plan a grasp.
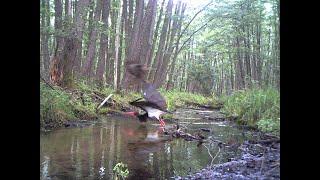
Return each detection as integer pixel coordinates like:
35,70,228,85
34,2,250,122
40,80,218,129
40,82,75,129
161,89,218,111
41,80,279,135
221,88,280,135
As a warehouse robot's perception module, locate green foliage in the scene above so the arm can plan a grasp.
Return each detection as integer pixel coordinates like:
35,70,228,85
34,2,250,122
40,82,75,128
113,162,129,179
162,89,217,110
221,88,279,134
257,118,279,135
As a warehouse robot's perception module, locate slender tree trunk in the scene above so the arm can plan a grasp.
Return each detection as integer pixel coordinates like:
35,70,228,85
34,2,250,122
121,0,144,90
116,0,127,91
107,0,118,84
156,1,182,88
166,3,187,90
139,0,157,65
114,0,122,91
96,0,111,87
50,0,64,85
243,25,251,88
147,0,166,68
82,0,102,77
228,50,234,92
150,0,173,85
41,0,50,80
124,0,134,57
235,35,245,90
256,18,262,87
73,0,90,77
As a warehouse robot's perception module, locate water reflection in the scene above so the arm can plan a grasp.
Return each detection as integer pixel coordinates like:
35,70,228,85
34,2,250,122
40,116,247,179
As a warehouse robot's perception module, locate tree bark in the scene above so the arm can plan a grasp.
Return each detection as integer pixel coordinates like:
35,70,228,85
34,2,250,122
243,25,251,88
82,0,102,77
235,34,245,90
96,0,111,86
139,0,157,65
166,3,187,90
147,0,166,68
41,0,50,81
116,0,127,91
156,1,182,88
120,0,144,90
150,0,173,85
50,0,64,85
73,0,90,77
114,0,123,91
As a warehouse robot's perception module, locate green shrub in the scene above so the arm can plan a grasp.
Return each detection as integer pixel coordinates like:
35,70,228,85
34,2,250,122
221,88,280,133
162,89,217,110
40,82,75,128
113,162,129,179
257,118,280,135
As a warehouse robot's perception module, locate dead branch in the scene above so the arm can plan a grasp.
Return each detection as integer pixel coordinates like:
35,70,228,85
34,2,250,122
203,144,214,167
97,94,114,109
40,75,55,90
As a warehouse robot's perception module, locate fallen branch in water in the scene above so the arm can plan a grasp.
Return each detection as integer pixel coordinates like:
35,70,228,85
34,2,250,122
163,125,205,143
203,144,214,167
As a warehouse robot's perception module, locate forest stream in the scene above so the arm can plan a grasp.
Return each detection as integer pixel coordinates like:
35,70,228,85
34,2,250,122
40,108,280,180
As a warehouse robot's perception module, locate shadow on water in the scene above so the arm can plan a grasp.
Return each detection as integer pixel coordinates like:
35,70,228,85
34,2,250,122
40,111,249,180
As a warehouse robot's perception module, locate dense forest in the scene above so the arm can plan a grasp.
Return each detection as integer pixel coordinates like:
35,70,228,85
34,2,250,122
40,0,279,96
40,1,280,178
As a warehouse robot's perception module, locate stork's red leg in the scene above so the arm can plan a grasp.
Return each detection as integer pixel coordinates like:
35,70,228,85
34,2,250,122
159,119,166,127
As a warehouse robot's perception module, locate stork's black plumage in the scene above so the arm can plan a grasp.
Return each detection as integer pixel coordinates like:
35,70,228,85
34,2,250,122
124,63,169,127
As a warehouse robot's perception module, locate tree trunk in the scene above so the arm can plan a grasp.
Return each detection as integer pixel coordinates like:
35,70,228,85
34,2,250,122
41,0,50,81
147,0,166,68
166,3,187,90
124,0,134,57
116,0,127,91
120,0,144,90
139,0,157,65
228,50,234,92
50,0,64,85
114,0,123,91
96,0,111,86
235,35,245,90
256,18,262,87
150,0,173,85
73,0,90,77
156,1,182,88
106,0,117,84
243,25,251,88
82,0,102,77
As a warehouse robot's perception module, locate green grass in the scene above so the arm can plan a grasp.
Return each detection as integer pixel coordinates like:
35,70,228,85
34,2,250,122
221,88,280,135
40,80,217,129
161,89,218,111
40,82,75,128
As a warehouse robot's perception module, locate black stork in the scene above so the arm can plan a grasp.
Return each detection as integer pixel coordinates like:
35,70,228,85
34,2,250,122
123,63,170,128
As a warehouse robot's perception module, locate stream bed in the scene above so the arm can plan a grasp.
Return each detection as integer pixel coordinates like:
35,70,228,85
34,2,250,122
40,108,280,180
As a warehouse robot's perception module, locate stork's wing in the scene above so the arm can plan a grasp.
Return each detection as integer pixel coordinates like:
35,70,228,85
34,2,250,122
142,82,167,111
127,63,148,80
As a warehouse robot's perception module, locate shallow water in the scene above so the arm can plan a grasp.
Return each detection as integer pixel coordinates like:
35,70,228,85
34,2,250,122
40,109,250,179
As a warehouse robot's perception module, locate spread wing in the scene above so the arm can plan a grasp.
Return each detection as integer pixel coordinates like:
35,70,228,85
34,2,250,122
127,63,167,111
142,83,167,111
127,63,148,80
